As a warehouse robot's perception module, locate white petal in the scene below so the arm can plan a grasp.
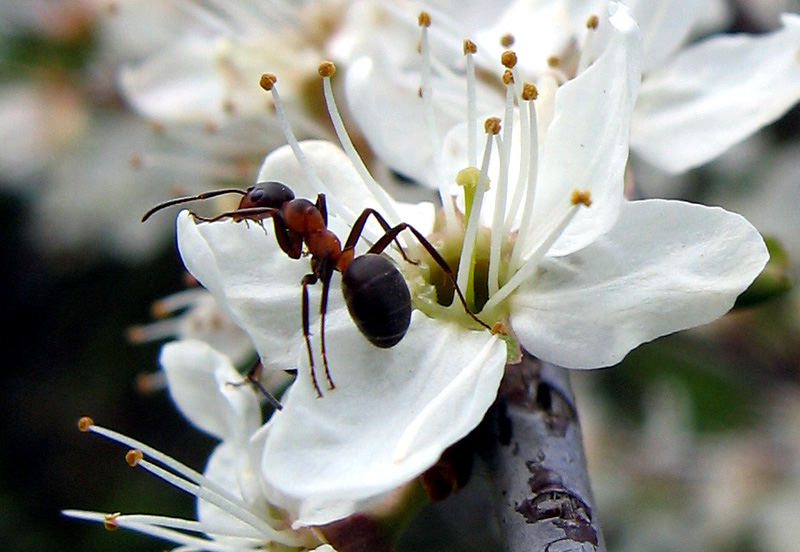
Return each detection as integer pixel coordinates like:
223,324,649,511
627,0,721,72
527,3,641,257
510,199,768,368
631,13,800,173
119,38,226,121
160,340,261,441
256,140,434,239
197,441,263,542
260,312,506,527
176,212,320,373
344,56,455,189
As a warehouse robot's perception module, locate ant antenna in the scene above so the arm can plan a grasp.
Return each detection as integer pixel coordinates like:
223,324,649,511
141,189,248,222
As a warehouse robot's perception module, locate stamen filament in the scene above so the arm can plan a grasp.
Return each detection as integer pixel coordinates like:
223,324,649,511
150,289,209,318
484,199,585,312
418,12,457,229
463,39,478,168
83,423,300,545
456,126,495,297
503,85,533,234
509,88,540,273
259,74,351,220
318,62,404,229
63,510,264,552
488,80,515,296
577,14,600,74
135,458,296,544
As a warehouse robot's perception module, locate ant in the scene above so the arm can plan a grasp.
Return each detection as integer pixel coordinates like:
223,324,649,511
143,181,490,398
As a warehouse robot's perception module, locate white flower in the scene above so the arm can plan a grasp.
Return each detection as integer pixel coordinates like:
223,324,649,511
339,0,800,176
65,340,335,552
172,1,767,529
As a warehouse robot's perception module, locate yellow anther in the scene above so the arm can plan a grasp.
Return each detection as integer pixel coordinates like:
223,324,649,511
570,189,592,207
586,14,599,29
521,82,538,101
418,11,431,27
103,513,120,531
125,449,144,467
502,69,514,85
501,50,517,68
547,56,561,67
500,33,515,48
78,416,94,432
491,321,510,336
318,60,336,78
484,117,501,135
463,39,477,55
259,73,277,91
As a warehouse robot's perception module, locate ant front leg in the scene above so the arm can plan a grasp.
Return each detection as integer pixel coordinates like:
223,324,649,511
190,206,278,224
301,273,323,397
343,208,417,265
369,223,492,331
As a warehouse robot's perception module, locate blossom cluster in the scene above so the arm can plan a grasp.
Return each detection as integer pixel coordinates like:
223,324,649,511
60,0,798,550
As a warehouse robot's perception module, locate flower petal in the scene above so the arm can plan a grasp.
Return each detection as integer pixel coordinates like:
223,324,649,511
119,38,227,121
631,13,800,173
260,312,506,527
160,340,261,441
527,3,641,257
176,212,316,373
627,0,721,72
197,441,264,542
256,139,435,235
510,199,768,368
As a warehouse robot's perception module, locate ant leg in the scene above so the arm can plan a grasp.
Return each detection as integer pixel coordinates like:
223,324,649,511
301,273,323,397
315,193,328,227
228,360,283,410
370,223,491,330
191,206,278,223
318,267,336,391
343,209,417,265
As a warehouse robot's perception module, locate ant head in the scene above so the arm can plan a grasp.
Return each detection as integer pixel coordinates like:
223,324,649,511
240,181,295,209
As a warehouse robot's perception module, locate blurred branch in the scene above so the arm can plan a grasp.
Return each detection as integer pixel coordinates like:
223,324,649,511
483,352,605,551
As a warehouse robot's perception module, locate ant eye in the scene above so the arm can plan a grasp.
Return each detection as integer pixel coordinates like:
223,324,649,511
248,186,265,203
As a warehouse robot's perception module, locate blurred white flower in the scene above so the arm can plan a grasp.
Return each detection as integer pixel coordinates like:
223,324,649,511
338,0,800,178
172,2,767,529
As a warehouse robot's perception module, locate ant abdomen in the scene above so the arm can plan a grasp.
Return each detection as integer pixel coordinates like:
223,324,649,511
341,254,412,349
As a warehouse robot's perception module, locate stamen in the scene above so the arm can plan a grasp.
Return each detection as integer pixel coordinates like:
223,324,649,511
150,289,208,318
78,421,301,545
484,191,591,312
463,39,478,168
577,14,600,74
318,61,403,230
500,33,515,48
64,510,264,552
259,73,349,220
503,82,538,235
417,11,456,228
509,84,540,272
456,120,498,298
488,76,516,297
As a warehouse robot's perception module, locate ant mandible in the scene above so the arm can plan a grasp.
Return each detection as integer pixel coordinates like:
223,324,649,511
143,181,490,397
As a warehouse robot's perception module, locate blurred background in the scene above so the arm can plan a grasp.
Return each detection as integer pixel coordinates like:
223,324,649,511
1,1,798,551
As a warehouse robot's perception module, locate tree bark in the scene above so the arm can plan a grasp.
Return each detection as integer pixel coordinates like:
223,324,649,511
483,353,605,551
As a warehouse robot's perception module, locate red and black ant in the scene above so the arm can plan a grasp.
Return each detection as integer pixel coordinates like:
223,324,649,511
143,181,490,398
